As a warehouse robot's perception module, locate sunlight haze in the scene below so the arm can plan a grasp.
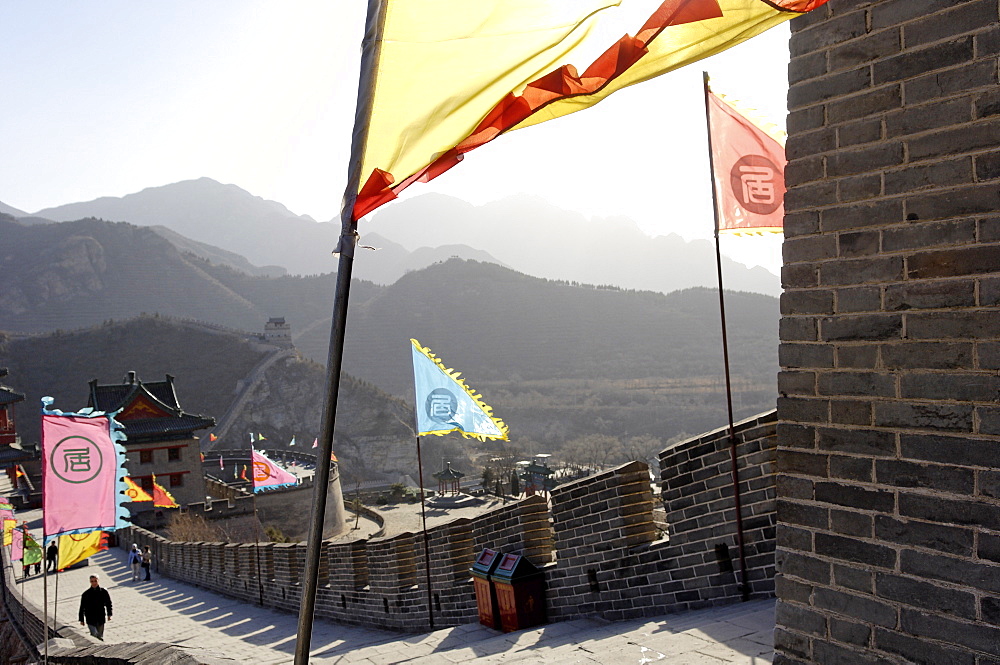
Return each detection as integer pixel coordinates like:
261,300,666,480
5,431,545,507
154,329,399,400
1,1,790,274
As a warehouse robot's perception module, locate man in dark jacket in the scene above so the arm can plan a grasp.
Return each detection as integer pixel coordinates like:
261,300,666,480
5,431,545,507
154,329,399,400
46,541,58,572
79,575,112,640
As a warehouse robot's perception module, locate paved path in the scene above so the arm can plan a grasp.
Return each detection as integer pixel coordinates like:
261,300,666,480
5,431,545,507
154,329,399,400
5,471,774,664
16,544,774,664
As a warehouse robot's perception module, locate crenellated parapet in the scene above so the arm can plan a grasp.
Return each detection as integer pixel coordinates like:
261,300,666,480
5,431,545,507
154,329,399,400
112,412,779,632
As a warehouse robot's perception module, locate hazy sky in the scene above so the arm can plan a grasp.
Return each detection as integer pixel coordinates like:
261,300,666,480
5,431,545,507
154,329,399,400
1,2,791,273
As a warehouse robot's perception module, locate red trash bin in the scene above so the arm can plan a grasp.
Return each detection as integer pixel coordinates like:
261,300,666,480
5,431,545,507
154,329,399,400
492,553,546,632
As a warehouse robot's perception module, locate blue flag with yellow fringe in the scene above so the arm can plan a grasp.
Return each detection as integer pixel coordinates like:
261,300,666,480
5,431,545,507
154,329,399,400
410,339,508,441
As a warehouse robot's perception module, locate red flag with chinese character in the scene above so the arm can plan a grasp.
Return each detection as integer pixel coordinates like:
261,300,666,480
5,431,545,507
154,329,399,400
706,86,785,234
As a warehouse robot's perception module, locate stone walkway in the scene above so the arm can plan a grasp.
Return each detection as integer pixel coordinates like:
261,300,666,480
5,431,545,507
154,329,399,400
15,544,774,664
5,470,774,664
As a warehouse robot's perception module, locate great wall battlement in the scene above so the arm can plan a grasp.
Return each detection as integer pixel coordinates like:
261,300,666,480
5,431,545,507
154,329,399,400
112,411,777,632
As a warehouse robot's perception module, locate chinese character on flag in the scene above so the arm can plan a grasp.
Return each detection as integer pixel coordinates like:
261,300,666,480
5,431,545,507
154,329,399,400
41,399,128,538
706,84,786,235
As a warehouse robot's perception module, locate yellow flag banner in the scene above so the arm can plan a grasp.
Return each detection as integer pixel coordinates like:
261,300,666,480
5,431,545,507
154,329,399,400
123,476,154,502
349,0,828,220
58,531,108,571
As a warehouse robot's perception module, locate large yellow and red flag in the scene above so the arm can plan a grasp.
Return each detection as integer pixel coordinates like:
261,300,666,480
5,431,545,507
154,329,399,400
345,0,827,224
706,80,786,234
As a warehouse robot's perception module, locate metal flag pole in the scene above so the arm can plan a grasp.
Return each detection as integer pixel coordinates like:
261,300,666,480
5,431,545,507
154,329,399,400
52,560,59,630
42,527,49,663
702,71,750,602
294,4,388,660
416,436,435,631
250,455,265,607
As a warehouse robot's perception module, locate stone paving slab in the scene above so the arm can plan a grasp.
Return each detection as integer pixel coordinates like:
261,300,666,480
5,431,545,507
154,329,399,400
14,544,775,664
7,485,774,664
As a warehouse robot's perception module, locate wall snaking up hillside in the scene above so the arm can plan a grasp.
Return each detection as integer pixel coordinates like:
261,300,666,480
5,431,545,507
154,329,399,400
118,411,778,632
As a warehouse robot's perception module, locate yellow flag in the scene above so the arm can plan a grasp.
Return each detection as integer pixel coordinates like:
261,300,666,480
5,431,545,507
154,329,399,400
123,476,154,502
348,0,828,220
2,518,15,546
58,531,108,570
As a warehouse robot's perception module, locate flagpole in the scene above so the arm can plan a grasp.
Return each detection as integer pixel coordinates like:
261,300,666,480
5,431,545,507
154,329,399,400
416,436,435,631
250,454,265,607
52,562,59,631
294,6,388,660
253,497,264,606
42,527,49,663
703,71,750,602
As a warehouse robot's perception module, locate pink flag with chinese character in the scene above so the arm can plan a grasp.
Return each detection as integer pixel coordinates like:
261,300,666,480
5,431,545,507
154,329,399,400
42,411,127,538
10,524,23,561
251,449,297,493
707,88,786,235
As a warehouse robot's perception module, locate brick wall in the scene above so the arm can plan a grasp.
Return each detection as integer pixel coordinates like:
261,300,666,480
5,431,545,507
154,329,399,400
660,410,779,600
776,1,1000,662
119,412,778,631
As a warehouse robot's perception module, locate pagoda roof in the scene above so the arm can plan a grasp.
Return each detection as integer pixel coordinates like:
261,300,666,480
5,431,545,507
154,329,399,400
0,385,24,407
432,462,465,481
0,368,24,406
0,445,33,464
524,460,554,475
87,372,215,442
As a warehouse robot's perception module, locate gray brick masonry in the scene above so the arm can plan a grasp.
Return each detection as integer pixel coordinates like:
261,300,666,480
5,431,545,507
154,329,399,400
777,1,1000,663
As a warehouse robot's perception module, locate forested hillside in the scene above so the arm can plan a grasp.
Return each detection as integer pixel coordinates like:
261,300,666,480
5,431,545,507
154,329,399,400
0,317,418,482
336,259,779,446
0,216,780,458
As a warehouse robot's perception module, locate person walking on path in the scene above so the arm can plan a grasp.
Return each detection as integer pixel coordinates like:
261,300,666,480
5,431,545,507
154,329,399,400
46,541,58,572
141,545,152,581
128,543,142,581
79,575,113,641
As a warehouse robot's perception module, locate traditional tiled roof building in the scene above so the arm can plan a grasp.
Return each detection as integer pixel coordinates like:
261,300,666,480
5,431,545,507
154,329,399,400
0,368,31,495
264,317,292,347
0,369,25,447
87,371,214,507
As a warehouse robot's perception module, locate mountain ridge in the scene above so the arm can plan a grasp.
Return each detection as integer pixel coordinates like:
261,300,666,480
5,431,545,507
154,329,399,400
21,178,779,295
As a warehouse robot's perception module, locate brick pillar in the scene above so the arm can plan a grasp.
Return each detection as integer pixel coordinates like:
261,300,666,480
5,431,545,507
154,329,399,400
547,461,656,619
660,410,778,598
328,540,368,591
777,2,1000,663
367,533,417,593
270,543,303,612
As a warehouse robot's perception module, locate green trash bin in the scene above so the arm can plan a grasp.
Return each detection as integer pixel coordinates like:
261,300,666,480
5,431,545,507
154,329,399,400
470,548,501,629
